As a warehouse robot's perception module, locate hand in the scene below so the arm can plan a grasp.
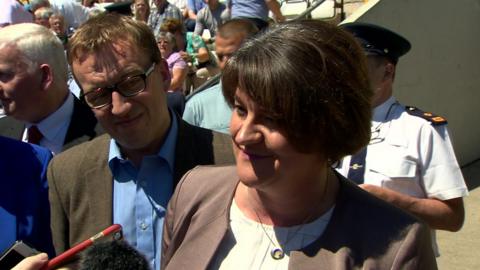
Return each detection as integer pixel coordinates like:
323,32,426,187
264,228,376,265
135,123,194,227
179,51,192,62
12,253,48,270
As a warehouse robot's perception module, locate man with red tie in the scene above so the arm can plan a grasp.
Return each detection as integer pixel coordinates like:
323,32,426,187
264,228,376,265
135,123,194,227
0,23,102,154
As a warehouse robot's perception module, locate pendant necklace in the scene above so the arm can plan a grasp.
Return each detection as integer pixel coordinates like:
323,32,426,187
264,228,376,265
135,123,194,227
247,172,330,260
250,204,314,260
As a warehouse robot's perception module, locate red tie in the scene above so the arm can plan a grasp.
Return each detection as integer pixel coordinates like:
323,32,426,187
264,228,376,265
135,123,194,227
27,125,43,145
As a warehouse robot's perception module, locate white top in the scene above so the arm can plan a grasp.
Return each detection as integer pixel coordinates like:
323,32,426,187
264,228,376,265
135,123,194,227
49,0,90,31
337,96,469,255
22,93,74,155
0,0,33,26
210,200,334,270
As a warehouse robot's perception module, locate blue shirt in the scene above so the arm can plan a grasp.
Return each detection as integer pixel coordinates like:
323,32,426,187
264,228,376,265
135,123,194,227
228,0,269,21
183,82,232,134
187,0,205,13
0,136,54,257
111,113,178,270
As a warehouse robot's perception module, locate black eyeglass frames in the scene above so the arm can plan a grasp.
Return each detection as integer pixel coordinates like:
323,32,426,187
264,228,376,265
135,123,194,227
80,62,156,109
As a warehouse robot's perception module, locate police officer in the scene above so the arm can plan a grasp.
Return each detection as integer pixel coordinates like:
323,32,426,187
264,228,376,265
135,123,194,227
339,22,468,256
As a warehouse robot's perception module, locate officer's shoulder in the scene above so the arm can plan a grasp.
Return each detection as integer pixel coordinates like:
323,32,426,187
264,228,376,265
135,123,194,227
404,106,448,126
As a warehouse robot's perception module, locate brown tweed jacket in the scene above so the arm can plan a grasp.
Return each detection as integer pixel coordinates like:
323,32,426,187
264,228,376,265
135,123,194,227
162,166,437,270
48,118,235,258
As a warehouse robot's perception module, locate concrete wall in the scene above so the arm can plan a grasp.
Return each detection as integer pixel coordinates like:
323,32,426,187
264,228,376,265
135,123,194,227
343,0,480,165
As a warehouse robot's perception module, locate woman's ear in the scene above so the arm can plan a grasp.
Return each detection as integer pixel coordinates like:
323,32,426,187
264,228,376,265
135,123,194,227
39,64,54,91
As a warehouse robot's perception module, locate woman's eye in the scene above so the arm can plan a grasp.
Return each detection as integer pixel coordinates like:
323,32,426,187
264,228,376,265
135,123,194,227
234,104,247,117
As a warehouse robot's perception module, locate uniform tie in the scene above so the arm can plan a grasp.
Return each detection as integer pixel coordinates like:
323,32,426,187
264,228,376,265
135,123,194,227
347,147,367,184
27,125,43,145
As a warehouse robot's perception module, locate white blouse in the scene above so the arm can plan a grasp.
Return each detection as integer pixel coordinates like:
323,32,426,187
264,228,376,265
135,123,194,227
209,200,335,270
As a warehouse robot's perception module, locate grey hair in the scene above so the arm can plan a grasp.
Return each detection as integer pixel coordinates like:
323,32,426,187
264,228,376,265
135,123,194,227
156,31,178,51
34,7,54,19
29,0,50,12
0,23,68,86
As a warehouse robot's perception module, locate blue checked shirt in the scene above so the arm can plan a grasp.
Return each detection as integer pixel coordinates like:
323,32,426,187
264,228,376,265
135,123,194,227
148,2,183,38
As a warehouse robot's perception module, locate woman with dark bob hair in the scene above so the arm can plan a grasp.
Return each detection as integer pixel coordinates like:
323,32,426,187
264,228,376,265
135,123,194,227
161,20,436,269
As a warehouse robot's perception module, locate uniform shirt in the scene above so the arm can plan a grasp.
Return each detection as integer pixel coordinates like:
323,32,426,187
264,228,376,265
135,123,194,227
111,111,178,270
148,2,183,38
22,93,74,155
182,82,231,134
337,96,468,255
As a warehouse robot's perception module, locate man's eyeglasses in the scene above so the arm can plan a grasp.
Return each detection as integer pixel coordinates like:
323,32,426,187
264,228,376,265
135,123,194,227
80,63,156,109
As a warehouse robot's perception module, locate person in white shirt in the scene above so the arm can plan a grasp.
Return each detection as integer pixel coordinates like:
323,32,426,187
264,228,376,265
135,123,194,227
0,0,33,28
339,22,468,256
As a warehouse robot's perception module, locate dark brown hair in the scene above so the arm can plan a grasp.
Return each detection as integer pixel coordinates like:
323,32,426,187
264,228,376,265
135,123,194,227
222,20,372,161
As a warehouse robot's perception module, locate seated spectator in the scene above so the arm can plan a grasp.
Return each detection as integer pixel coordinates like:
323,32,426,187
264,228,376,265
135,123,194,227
148,0,183,38
157,31,188,93
0,136,54,257
49,13,68,46
29,0,90,34
226,0,285,30
160,18,186,50
184,0,205,31
34,7,54,28
131,0,150,22
161,18,219,92
169,0,188,20
194,0,228,41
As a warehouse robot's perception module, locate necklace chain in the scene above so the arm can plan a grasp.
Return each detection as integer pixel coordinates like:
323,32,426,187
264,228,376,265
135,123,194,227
247,172,330,260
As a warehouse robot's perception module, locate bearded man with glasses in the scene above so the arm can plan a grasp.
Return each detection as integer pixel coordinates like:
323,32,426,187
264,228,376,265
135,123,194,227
47,13,234,270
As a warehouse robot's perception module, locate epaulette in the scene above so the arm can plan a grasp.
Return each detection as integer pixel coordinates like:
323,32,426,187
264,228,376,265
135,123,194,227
405,106,448,125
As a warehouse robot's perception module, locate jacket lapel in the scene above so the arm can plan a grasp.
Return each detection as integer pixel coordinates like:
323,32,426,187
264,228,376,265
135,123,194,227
84,136,113,230
0,116,24,140
63,97,102,150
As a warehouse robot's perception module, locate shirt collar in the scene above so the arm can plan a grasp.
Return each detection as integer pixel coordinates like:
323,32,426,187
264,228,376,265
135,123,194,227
372,96,397,122
108,109,178,171
27,93,74,142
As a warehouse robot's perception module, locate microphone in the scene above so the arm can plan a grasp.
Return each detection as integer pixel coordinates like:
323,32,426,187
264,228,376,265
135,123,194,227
79,240,150,270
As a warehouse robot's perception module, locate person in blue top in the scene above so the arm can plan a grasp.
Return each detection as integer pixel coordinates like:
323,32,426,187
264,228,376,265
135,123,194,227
0,135,54,257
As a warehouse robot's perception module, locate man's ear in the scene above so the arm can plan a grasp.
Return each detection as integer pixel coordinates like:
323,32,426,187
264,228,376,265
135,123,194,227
383,62,396,81
159,59,171,90
39,64,54,91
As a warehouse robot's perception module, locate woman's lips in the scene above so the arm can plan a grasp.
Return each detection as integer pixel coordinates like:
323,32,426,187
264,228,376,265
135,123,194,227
239,149,273,160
